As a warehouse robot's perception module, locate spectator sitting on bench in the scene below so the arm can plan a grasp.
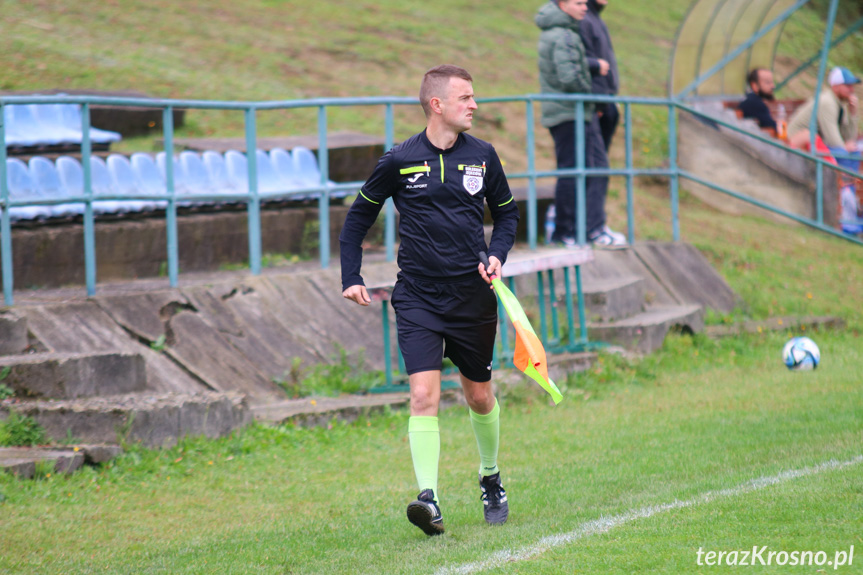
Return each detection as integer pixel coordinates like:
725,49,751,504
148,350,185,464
787,66,861,173
738,68,778,134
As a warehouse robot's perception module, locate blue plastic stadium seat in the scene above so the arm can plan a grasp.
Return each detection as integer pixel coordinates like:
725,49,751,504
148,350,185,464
90,156,128,214
202,151,242,198
270,148,308,200
4,158,53,220
4,104,62,147
29,156,84,217
255,149,283,194
3,107,37,148
53,100,121,144
33,101,122,145
269,148,303,191
4,99,121,149
130,153,168,208
56,156,124,215
179,151,215,200
156,152,191,196
291,146,322,189
224,150,249,194
291,146,345,199
107,154,155,212
30,105,81,144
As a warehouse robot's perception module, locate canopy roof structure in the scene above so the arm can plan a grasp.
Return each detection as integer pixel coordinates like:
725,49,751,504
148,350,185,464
669,0,863,98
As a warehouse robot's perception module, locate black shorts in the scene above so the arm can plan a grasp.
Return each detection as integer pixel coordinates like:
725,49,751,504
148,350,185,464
390,272,498,382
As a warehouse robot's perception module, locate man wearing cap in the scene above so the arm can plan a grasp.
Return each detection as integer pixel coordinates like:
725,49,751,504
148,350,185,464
787,66,860,170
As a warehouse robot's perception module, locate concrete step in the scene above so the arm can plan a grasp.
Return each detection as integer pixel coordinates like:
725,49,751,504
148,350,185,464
588,304,705,353
0,352,147,399
1,391,251,448
0,447,85,478
0,312,28,356
253,392,411,427
0,444,122,479
582,276,645,323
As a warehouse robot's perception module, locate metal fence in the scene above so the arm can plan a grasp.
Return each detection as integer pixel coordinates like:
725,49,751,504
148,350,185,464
1,92,861,307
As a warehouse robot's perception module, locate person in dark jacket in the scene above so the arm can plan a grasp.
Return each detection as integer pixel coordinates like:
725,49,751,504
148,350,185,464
738,68,778,132
536,0,626,247
579,0,620,150
341,65,518,537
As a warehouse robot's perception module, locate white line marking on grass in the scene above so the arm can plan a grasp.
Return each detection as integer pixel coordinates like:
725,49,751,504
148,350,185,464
436,455,863,575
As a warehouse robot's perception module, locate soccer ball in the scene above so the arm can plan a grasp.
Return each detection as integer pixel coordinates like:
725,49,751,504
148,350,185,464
782,337,820,370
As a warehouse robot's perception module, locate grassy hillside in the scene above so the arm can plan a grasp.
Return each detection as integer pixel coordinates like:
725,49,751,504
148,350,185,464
5,0,861,158
3,0,863,321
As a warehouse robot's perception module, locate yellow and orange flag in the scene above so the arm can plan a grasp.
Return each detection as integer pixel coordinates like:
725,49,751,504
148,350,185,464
480,252,563,404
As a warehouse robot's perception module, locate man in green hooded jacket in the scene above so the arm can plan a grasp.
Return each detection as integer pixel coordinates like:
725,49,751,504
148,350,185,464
536,0,625,247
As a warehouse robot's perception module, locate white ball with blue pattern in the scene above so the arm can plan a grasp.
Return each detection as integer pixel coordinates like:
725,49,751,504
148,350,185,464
782,336,820,370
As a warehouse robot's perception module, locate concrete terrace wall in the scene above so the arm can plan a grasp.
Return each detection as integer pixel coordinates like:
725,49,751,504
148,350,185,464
11,260,401,407
678,105,839,228
7,206,353,289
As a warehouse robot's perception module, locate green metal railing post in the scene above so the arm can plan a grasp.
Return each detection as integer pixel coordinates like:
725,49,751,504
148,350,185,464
816,162,824,224
537,271,548,344
163,107,179,287
381,300,393,387
809,0,838,153
317,105,330,269
0,105,12,306
526,100,538,249
81,103,96,296
245,107,262,275
563,267,575,347
384,103,396,262
576,265,587,344
548,269,559,342
625,102,635,244
668,104,680,241
810,0,838,223
576,101,587,245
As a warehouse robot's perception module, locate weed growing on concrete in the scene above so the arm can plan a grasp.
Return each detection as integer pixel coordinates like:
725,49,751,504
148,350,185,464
0,412,47,447
0,383,14,401
274,346,384,398
150,334,167,352
301,219,320,260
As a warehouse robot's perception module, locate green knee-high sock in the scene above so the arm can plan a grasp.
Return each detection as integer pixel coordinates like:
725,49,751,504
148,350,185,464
408,416,440,501
470,399,500,477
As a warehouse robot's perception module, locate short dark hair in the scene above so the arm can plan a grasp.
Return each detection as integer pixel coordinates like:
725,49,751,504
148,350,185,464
419,65,473,118
747,68,766,88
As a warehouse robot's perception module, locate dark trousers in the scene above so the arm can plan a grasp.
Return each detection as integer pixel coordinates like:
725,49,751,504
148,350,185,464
549,116,609,240
598,102,620,151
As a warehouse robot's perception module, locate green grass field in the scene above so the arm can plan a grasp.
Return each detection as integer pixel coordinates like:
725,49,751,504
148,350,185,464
1,327,861,573
3,0,863,573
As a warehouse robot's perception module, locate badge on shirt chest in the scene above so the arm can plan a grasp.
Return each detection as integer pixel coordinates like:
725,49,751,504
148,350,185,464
462,165,485,196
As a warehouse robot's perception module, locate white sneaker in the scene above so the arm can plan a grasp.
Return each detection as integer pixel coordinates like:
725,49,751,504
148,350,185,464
589,226,628,248
556,236,579,248
603,226,627,244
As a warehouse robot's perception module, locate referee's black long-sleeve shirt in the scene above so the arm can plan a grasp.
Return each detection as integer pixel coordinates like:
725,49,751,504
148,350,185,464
340,129,519,291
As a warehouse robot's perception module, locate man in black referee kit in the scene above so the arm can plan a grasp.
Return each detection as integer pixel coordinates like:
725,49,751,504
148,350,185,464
340,64,519,536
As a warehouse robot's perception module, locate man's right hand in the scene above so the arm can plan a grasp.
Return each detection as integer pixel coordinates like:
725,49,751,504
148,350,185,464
598,59,610,76
342,285,371,306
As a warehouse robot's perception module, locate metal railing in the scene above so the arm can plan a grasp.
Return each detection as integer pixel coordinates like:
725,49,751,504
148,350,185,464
1,92,861,307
